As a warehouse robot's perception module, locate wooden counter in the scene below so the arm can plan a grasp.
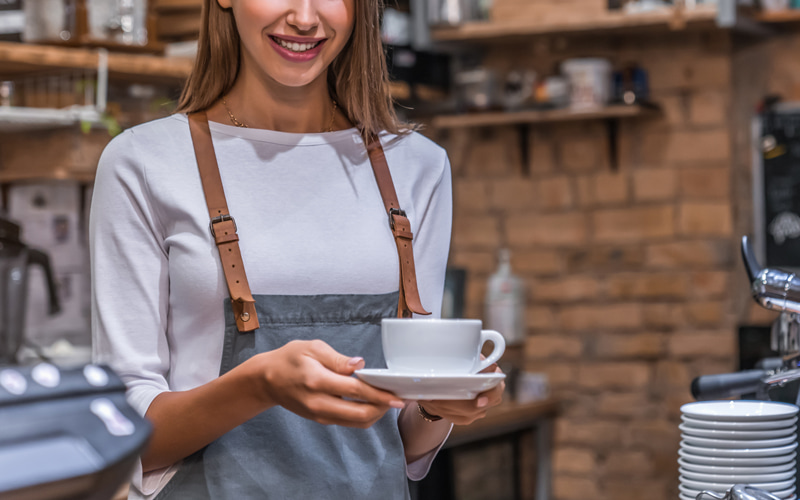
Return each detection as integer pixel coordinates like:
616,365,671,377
448,398,559,448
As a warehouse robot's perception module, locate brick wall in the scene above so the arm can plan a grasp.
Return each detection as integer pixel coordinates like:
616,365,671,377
431,31,800,500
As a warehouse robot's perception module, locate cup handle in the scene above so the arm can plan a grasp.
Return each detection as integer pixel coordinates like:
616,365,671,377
476,330,506,373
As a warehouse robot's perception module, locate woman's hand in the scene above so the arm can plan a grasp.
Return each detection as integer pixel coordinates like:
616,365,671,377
244,339,405,428
416,364,505,425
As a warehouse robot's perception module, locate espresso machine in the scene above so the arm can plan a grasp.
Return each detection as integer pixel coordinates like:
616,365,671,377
692,236,800,404
0,216,151,499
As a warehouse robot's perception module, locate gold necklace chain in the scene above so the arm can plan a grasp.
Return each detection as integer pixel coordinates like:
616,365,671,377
221,96,248,128
221,96,338,133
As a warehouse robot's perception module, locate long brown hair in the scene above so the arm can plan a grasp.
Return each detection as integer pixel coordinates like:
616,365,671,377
175,0,405,137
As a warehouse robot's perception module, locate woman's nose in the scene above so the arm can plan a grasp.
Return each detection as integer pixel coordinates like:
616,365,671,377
285,0,320,33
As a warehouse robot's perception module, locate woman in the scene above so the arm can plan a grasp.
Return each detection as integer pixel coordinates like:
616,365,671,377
90,0,505,498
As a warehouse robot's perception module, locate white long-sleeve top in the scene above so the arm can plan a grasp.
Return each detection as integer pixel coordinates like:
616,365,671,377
90,114,453,498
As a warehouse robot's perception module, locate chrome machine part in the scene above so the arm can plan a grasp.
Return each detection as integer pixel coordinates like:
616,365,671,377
743,236,800,315
697,484,782,500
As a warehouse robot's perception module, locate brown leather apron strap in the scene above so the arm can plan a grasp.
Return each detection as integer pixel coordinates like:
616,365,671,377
188,112,260,332
365,135,432,318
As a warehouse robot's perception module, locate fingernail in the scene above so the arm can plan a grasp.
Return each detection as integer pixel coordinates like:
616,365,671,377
390,400,405,409
477,397,489,408
347,357,364,367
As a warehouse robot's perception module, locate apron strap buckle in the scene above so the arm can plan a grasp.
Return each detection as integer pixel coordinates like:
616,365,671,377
388,208,406,230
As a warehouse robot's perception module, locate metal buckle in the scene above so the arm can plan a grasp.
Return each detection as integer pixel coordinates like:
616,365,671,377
388,208,406,230
209,214,237,238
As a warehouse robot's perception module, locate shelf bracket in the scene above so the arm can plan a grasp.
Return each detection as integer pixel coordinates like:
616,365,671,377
517,123,530,176
606,118,619,171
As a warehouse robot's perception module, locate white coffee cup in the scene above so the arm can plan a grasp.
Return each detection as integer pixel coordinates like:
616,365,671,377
381,318,506,374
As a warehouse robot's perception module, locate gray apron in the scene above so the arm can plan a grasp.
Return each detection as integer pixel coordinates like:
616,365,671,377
154,291,410,499
156,114,431,499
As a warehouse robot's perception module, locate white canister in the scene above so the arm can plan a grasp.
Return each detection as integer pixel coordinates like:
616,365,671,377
560,58,613,110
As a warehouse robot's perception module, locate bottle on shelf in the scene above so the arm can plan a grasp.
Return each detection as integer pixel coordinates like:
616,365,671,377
484,248,526,347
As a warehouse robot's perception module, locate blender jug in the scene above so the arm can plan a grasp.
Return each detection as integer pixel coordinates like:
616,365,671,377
0,216,60,364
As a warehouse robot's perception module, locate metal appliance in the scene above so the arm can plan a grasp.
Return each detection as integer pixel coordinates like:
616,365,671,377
0,217,60,365
0,363,151,499
0,217,152,499
698,484,783,500
692,236,800,403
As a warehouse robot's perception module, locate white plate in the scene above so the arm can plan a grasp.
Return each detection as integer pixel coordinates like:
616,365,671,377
680,476,796,491
681,433,797,449
679,485,796,499
682,415,799,431
682,401,799,422
681,441,798,457
679,467,796,482
678,457,797,474
354,369,506,400
680,423,797,439
679,449,797,466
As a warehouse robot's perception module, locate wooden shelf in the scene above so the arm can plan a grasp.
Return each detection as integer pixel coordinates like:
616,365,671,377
432,104,657,171
431,104,657,129
0,169,96,184
153,0,202,10
0,42,192,84
756,9,800,23
431,5,719,42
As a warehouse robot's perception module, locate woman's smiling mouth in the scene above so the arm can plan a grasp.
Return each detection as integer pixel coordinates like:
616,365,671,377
269,35,325,53
267,34,328,63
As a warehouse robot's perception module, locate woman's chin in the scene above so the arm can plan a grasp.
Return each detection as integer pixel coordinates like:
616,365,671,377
265,70,327,90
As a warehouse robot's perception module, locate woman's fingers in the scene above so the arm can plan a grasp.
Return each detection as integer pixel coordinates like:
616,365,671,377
301,339,403,407
419,400,486,425
419,367,506,425
300,394,393,428
422,400,477,418
314,370,404,409
478,362,498,374
478,383,505,410
307,339,365,375
264,340,406,427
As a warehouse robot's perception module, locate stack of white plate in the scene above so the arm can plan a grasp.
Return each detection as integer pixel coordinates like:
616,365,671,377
679,401,799,500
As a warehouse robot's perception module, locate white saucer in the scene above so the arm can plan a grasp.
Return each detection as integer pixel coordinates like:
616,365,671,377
681,401,799,422
680,441,798,458
354,369,506,400
679,449,797,466
678,457,797,474
679,467,796,483
680,423,797,439
681,433,797,449
682,415,798,430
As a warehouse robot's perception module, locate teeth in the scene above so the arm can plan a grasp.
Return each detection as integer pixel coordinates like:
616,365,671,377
276,38,318,53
